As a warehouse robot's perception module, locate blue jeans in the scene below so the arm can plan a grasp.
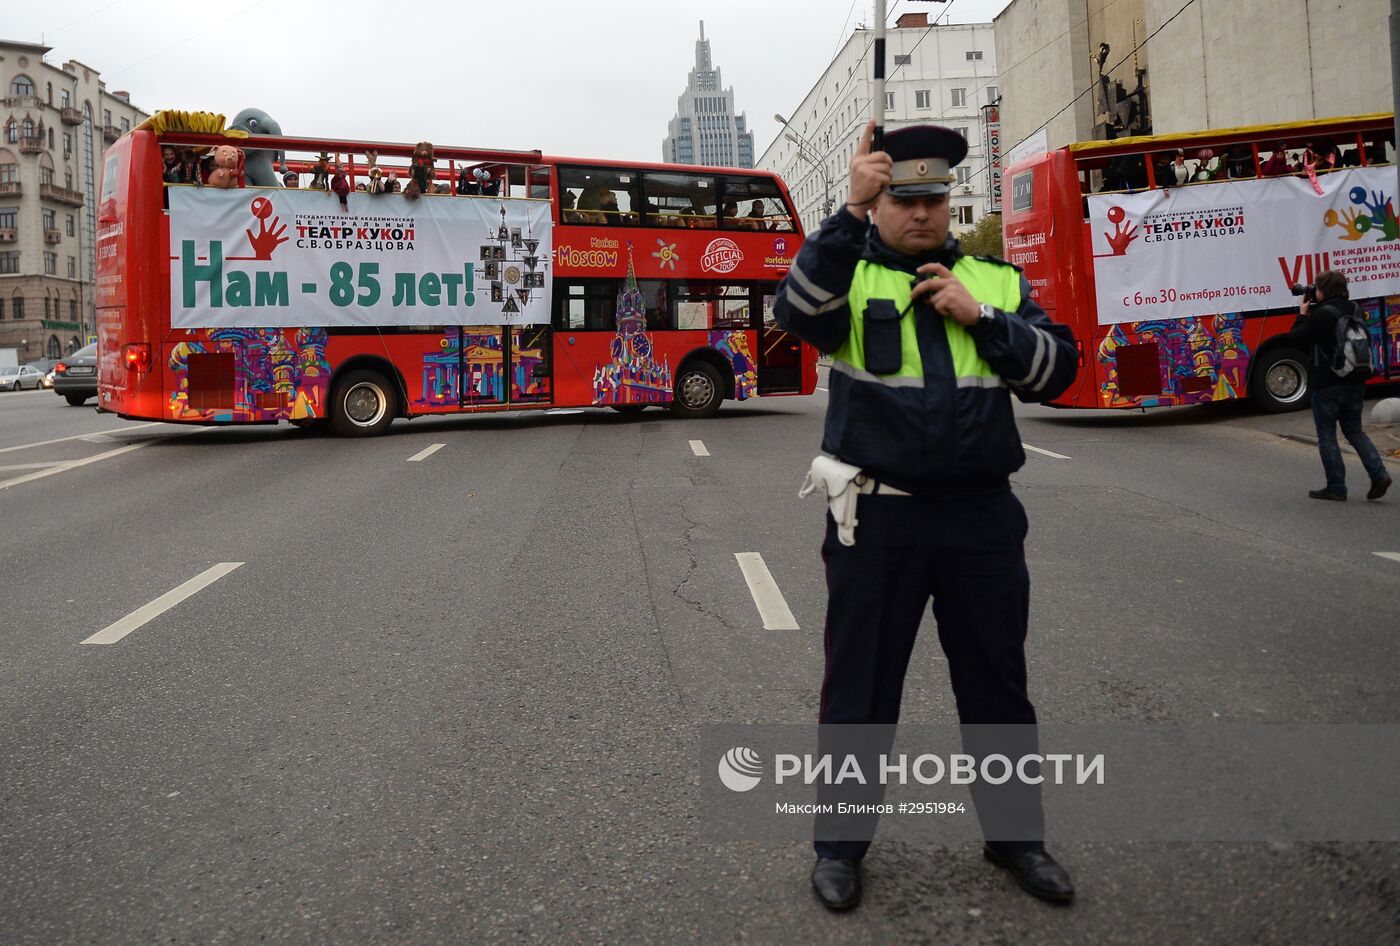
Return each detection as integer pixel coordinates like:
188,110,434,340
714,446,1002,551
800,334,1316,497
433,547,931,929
1312,385,1387,495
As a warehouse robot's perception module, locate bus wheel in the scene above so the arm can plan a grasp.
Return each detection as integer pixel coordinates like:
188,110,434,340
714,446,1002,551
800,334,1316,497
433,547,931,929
1250,346,1309,413
331,370,397,436
671,362,723,419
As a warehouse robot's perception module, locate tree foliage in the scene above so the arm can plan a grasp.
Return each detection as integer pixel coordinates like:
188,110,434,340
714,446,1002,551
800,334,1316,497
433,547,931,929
956,213,1003,258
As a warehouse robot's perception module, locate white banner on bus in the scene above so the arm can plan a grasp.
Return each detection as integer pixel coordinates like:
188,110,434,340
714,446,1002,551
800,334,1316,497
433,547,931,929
168,187,553,328
1087,166,1400,325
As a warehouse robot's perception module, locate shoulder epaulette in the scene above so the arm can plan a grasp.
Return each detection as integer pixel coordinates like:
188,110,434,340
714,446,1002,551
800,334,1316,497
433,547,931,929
974,254,1024,273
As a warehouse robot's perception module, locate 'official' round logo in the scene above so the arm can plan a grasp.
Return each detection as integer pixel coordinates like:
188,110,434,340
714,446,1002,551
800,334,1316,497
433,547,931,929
718,747,763,792
701,237,744,274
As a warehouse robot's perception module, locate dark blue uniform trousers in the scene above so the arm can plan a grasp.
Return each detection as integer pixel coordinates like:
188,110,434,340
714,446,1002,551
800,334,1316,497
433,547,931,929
814,486,1045,860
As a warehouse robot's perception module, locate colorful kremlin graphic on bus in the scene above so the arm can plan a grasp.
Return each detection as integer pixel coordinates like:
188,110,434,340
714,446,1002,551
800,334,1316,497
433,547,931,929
416,329,548,406
593,247,673,405
1096,314,1250,408
169,327,330,421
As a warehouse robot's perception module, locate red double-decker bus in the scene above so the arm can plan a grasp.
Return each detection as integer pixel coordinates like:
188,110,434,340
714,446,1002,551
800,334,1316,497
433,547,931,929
96,114,816,434
1003,113,1398,411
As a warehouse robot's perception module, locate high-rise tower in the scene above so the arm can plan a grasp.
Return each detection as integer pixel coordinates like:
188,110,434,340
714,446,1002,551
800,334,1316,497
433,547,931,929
662,21,754,168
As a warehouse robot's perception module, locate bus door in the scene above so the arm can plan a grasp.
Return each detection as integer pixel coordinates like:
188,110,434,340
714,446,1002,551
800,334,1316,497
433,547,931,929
456,325,554,407
756,287,801,394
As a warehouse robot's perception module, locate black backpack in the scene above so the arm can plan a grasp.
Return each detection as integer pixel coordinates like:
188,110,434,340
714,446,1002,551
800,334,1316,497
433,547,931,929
1332,302,1375,380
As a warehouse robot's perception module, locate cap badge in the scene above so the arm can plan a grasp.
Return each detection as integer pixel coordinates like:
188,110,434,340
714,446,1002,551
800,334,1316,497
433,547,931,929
916,160,929,176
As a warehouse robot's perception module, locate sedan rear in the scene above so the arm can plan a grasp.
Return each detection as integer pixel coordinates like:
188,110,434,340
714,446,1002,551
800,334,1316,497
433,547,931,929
52,343,99,406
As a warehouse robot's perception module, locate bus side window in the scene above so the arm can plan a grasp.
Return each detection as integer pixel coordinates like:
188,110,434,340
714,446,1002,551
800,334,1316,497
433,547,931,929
553,281,617,330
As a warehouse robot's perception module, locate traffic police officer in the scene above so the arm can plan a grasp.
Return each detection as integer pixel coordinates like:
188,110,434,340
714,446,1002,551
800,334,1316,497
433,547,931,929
775,122,1079,910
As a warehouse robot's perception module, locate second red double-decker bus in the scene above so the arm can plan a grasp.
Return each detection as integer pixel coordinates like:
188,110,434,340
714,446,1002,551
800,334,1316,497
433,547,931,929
96,112,817,434
1003,113,1399,412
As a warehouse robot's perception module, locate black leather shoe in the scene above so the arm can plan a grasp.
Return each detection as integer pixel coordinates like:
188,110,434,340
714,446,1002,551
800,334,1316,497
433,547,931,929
811,858,861,910
1368,475,1393,501
984,844,1075,903
1308,488,1347,501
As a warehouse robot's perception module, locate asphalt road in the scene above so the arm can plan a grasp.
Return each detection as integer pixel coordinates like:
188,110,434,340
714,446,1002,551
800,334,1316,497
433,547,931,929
2,378,1398,945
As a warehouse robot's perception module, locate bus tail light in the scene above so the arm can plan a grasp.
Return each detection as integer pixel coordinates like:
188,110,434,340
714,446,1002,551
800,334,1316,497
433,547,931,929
123,343,151,373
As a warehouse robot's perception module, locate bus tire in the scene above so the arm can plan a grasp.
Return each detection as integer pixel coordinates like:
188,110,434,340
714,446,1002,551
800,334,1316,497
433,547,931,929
1250,346,1309,413
65,393,89,406
670,361,723,419
331,369,397,437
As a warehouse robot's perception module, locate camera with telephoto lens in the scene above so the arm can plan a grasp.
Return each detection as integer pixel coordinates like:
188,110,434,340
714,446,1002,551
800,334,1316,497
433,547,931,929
1289,283,1316,303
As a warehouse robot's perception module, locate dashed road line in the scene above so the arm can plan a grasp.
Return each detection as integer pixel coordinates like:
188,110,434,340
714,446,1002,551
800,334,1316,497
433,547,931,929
0,421,166,455
1374,552,1400,565
407,443,446,462
816,386,829,392
689,439,710,457
82,563,244,645
735,552,799,630
1022,442,1071,460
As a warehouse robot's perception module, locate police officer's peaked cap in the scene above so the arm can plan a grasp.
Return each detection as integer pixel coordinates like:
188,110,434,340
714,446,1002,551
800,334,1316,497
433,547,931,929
882,125,968,196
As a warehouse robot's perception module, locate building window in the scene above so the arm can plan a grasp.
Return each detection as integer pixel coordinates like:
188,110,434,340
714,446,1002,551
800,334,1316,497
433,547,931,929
61,89,70,108
951,88,967,108
65,170,73,189
956,166,972,185
0,208,15,229
4,120,14,143
103,108,112,126
894,54,912,65
40,164,54,186
0,252,17,274
68,257,76,278
70,299,78,321
956,205,974,225
884,92,895,111
10,75,35,97
987,86,999,104
0,298,4,318
0,163,17,183
11,294,24,318
915,90,931,109
120,117,129,132
952,126,968,139
63,133,72,158
966,50,984,61
44,251,57,275
66,214,75,237
43,209,56,231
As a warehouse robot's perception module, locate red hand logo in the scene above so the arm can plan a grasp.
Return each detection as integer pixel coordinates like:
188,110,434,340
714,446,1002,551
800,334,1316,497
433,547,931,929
245,215,289,260
1104,219,1138,255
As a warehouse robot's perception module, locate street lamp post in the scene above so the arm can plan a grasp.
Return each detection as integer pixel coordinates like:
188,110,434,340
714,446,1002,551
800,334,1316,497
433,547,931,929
775,113,834,222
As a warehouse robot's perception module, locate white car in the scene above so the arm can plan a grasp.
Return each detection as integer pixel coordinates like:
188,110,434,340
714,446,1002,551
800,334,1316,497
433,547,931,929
0,365,45,391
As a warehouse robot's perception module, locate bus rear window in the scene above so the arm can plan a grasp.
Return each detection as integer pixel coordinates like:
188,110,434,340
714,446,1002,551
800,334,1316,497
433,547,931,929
100,152,121,203
1010,170,1033,214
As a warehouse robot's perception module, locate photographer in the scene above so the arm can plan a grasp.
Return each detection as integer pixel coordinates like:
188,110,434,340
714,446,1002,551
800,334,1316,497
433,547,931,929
1289,270,1391,501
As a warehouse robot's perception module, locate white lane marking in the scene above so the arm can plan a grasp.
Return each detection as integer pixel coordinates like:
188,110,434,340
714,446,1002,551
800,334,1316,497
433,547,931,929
1374,552,1400,565
0,441,152,490
407,443,445,462
82,562,244,645
689,439,710,457
1022,442,1071,460
735,552,800,631
0,421,166,455
0,462,63,473
816,386,829,392
80,433,116,444
546,408,585,415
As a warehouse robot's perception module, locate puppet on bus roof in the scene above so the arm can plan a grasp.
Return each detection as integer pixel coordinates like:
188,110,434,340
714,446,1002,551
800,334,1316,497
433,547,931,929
403,141,435,200
331,161,350,211
309,152,331,190
366,150,384,194
227,108,287,187
205,145,246,188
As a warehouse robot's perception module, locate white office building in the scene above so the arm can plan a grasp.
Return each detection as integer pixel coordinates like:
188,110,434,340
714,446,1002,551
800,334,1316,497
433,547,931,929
757,13,1001,235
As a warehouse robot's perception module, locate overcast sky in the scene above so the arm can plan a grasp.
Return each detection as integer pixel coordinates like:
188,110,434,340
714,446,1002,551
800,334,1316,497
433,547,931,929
11,0,1012,162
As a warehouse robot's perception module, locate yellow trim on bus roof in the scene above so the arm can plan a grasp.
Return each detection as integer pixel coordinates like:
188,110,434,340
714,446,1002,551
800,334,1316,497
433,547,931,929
1065,113,1393,154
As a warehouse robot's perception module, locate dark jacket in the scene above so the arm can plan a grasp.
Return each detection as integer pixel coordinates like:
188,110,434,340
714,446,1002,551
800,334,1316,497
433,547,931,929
1289,297,1363,388
774,210,1078,495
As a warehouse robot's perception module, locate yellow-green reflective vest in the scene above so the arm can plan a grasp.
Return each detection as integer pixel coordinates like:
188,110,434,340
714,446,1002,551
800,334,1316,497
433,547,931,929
835,256,1022,383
